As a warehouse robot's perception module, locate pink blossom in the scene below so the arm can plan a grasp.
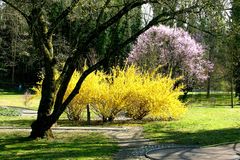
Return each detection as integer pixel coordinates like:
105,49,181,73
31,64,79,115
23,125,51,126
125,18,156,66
127,25,213,81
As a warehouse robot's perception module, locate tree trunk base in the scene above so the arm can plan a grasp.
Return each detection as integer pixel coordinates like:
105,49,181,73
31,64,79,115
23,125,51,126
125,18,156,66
29,119,54,139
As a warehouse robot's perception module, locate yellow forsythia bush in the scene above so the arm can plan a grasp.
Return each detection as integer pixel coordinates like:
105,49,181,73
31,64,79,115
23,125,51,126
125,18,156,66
65,65,186,121
65,70,100,121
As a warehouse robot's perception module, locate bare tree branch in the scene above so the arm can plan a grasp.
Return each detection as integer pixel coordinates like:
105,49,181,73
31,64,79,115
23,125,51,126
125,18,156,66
119,17,175,51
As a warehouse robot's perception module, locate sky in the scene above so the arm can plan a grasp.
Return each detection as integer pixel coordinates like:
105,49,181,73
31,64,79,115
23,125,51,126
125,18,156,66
141,3,153,27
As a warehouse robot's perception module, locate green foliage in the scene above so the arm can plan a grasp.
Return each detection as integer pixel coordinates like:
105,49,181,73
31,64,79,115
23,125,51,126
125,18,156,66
0,132,118,160
65,65,186,122
0,107,21,116
232,0,240,100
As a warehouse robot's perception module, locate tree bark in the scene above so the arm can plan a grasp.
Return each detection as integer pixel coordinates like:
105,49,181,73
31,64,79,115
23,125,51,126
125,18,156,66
30,115,54,139
29,64,57,139
28,8,57,139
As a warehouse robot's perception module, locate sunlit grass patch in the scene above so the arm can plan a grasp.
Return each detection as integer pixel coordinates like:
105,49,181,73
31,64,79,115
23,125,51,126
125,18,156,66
0,131,118,160
144,107,240,146
0,94,40,110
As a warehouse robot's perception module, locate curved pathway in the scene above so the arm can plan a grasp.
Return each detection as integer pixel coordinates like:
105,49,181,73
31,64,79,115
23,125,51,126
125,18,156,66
145,144,240,160
108,127,156,160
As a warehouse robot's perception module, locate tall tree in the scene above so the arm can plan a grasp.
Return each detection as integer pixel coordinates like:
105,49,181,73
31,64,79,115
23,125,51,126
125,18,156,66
232,0,240,101
0,5,40,86
1,0,209,139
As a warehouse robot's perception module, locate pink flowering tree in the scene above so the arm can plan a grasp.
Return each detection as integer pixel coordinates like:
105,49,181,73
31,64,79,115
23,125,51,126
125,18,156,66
128,25,213,94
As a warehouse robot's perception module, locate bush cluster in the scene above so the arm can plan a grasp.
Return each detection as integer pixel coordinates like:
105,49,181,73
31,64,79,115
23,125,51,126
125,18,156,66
65,65,186,122
0,107,21,116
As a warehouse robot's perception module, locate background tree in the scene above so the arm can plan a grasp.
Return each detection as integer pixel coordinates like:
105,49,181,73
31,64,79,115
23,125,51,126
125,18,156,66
152,0,231,97
0,4,42,89
231,0,240,101
128,25,213,96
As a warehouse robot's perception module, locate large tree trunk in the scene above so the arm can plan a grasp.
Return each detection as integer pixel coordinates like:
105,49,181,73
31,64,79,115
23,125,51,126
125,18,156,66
29,64,57,139
30,115,54,139
28,8,58,139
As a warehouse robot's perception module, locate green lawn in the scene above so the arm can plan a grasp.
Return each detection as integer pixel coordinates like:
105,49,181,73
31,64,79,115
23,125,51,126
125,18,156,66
187,92,239,107
0,131,118,160
0,116,34,127
144,106,240,146
0,94,40,110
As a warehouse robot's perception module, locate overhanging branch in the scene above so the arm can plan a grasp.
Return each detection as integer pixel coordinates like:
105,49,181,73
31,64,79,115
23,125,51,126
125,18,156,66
116,3,201,51
77,0,150,50
56,58,107,116
2,0,30,23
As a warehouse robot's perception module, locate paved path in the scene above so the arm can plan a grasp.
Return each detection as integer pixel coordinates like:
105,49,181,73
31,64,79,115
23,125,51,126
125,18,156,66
0,126,128,132
107,127,156,160
21,108,37,116
146,144,240,160
1,126,240,160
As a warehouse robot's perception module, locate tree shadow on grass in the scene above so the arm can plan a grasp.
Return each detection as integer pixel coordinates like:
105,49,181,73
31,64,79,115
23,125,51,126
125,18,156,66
0,119,33,127
146,127,240,147
0,132,118,160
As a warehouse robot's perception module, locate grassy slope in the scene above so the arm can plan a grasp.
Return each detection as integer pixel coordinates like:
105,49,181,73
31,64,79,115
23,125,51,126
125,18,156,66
144,106,240,146
0,132,118,160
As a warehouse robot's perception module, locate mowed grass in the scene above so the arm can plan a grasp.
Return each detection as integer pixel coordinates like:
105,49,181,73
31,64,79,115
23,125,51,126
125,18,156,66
0,116,34,127
0,94,40,110
0,131,118,160
144,106,240,146
187,92,239,107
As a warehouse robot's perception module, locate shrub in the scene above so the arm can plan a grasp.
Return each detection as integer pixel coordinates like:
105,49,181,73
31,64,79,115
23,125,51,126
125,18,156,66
125,92,150,120
64,71,91,121
0,107,21,116
124,66,186,120
66,65,186,122
66,103,85,121
23,80,42,108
